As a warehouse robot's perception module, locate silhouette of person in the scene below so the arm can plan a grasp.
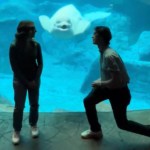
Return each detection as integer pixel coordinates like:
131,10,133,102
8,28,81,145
9,20,43,144
81,26,150,139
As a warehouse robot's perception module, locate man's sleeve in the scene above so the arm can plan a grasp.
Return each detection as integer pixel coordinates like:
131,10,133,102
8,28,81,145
105,55,120,72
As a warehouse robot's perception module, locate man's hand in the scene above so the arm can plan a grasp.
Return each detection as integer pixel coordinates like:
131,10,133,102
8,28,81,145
92,80,102,88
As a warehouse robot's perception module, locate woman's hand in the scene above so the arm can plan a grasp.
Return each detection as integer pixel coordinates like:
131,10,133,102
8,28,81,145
28,81,36,89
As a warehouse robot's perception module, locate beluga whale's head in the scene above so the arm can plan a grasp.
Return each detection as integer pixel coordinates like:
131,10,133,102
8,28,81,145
39,4,111,39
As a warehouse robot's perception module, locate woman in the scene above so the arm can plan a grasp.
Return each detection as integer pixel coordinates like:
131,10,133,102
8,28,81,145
9,20,43,144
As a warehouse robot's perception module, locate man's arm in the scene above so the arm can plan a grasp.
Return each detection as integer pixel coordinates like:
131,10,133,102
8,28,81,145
92,54,120,88
92,71,120,88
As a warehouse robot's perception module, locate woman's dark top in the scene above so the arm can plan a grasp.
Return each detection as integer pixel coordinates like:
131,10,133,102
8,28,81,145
9,39,43,86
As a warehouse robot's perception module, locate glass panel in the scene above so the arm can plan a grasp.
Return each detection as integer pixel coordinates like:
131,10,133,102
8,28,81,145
0,0,150,112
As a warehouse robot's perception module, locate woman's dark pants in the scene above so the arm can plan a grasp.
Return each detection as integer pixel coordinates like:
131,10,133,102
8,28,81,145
13,80,40,132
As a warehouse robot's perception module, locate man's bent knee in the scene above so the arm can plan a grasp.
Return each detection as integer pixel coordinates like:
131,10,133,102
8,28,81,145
117,122,128,130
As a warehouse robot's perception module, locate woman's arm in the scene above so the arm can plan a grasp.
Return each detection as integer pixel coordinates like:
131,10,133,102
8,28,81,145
9,44,29,85
35,43,43,81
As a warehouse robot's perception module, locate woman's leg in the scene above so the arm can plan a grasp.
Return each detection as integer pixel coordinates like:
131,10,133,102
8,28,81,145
28,81,40,126
13,80,27,132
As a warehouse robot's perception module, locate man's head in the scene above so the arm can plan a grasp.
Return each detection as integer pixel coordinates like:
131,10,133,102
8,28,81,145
92,26,112,45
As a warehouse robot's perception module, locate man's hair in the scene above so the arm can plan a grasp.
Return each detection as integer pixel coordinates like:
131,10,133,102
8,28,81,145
95,26,112,45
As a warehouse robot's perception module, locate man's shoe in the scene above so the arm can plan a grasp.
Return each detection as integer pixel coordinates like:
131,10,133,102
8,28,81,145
31,126,39,138
12,131,20,145
81,129,103,139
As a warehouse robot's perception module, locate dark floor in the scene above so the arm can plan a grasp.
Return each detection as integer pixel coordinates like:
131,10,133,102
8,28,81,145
0,111,150,150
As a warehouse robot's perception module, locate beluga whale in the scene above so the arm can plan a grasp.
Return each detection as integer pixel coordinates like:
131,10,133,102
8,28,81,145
39,4,111,39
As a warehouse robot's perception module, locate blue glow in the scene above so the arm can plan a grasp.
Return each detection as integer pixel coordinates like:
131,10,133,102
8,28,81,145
0,0,150,112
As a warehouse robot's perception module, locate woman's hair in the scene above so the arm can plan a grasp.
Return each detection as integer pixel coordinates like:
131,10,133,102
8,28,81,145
95,26,112,45
14,20,36,48
17,20,35,32
15,20,36,40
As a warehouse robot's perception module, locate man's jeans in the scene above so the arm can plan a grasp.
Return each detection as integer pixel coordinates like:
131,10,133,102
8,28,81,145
84,86,150,137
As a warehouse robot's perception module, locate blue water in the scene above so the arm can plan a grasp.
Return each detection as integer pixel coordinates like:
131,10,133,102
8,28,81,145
0,0,150,112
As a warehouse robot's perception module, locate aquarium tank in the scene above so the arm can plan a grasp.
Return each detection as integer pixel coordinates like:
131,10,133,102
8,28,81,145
0,0,150,112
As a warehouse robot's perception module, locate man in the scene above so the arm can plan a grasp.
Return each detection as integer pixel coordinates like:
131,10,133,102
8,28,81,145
9,20,43,144
81,26,150,139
